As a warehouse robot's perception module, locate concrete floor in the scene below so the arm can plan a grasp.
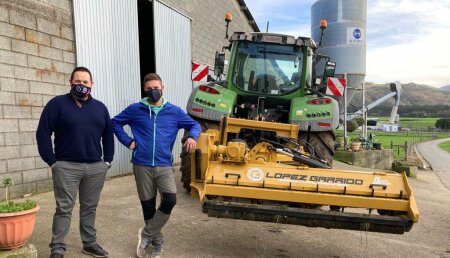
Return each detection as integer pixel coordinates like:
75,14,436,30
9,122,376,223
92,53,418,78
26,162,450,258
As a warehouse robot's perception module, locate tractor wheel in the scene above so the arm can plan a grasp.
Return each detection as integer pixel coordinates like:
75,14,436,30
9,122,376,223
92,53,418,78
180,118,219,192
299,131,336,166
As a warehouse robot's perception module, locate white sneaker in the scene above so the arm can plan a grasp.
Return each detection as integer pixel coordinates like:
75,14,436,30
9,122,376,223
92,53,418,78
150,250,162,258
136,227,150,258
150,239,163,258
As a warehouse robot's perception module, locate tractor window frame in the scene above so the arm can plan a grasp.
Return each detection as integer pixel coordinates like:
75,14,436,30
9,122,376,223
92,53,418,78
231,41,304,95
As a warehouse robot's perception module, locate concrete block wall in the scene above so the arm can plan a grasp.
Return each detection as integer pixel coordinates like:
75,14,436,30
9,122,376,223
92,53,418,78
0,0,74,200
162,0,256,68
334,149,394,170
0,0,257,200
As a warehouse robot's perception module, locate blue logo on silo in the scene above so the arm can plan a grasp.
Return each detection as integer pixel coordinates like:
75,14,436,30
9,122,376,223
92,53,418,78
353,28,362,39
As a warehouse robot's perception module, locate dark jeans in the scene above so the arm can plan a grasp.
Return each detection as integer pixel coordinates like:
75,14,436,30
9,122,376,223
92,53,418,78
50,161,108,254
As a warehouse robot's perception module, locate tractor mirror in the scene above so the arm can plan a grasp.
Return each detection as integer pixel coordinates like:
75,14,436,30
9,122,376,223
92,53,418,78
214,51,225,76
323,61,336,78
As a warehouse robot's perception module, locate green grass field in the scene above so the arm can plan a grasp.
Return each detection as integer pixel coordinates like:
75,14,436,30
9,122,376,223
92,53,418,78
375,132,437,160
439,140,450,153
376,117,443,130
337,117,450,160
337,130,450,160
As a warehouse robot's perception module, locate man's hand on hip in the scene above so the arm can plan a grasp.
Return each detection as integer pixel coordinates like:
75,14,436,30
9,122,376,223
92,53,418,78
129,141,136,150
184,138,197,153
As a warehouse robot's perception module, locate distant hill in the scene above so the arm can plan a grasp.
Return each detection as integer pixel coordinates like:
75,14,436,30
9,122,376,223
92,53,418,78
350,82,450,107
347,82,450,117
440,85,450,92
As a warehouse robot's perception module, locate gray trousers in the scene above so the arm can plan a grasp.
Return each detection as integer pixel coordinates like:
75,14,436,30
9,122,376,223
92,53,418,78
133,165,177,243
50,161,108,254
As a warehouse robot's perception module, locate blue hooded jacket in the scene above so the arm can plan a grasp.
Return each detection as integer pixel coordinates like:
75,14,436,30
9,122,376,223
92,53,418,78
111,99,201,166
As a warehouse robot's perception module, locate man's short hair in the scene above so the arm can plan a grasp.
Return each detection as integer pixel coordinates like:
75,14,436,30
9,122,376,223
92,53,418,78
70,67,92,81
143,73,162,85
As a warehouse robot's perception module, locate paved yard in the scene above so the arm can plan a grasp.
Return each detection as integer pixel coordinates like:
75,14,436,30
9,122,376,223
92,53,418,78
27,162,450,258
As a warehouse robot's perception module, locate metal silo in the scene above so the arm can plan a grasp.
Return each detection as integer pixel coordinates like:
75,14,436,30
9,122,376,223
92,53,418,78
311,0,367,106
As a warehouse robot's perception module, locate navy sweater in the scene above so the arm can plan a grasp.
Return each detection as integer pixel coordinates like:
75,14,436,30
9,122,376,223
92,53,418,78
36,94,114,166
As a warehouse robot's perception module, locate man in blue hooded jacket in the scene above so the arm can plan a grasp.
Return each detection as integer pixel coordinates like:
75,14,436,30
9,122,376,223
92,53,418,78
111,73,200,258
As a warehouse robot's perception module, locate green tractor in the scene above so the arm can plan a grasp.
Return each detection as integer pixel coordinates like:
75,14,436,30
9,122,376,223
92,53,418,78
181,19,340,191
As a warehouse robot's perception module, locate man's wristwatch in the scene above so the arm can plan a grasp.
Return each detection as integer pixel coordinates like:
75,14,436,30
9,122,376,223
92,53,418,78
105,162,111,168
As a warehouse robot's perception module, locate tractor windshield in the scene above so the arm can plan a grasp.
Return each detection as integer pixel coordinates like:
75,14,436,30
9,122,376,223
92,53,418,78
232,41,304,95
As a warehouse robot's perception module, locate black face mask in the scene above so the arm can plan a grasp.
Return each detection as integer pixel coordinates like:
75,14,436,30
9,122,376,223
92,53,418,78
145,89,162,103
71,84,91,101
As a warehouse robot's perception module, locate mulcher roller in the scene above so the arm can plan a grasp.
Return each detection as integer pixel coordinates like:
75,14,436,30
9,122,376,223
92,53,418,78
189,118,419,234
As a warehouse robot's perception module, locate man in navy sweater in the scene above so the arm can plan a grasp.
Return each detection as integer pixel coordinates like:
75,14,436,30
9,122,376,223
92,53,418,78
112,73,200,258
36,67,114,258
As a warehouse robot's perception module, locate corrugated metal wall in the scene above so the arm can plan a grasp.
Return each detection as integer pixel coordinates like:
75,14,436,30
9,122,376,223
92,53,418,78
154,1,192,163
73,0,141,176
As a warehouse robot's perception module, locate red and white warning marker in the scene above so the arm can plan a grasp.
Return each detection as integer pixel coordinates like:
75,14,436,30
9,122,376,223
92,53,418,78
192,62,209,82
326,77,347,97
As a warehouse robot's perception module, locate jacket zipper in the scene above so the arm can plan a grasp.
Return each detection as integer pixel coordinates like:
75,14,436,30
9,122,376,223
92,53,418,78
148,106,155,166
152,113,157,166
148,104,166,166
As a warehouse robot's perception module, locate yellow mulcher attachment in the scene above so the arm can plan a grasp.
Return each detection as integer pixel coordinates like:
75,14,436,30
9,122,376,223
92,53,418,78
190,117,419,234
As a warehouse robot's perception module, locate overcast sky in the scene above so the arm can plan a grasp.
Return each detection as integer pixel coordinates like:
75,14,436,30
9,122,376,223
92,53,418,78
244,0,450,88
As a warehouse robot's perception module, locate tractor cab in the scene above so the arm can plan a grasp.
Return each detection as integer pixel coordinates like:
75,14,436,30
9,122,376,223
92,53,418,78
231,37,305,96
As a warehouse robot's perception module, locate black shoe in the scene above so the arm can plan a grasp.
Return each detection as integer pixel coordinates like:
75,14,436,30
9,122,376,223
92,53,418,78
82,244,108,258
50,253,64,258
